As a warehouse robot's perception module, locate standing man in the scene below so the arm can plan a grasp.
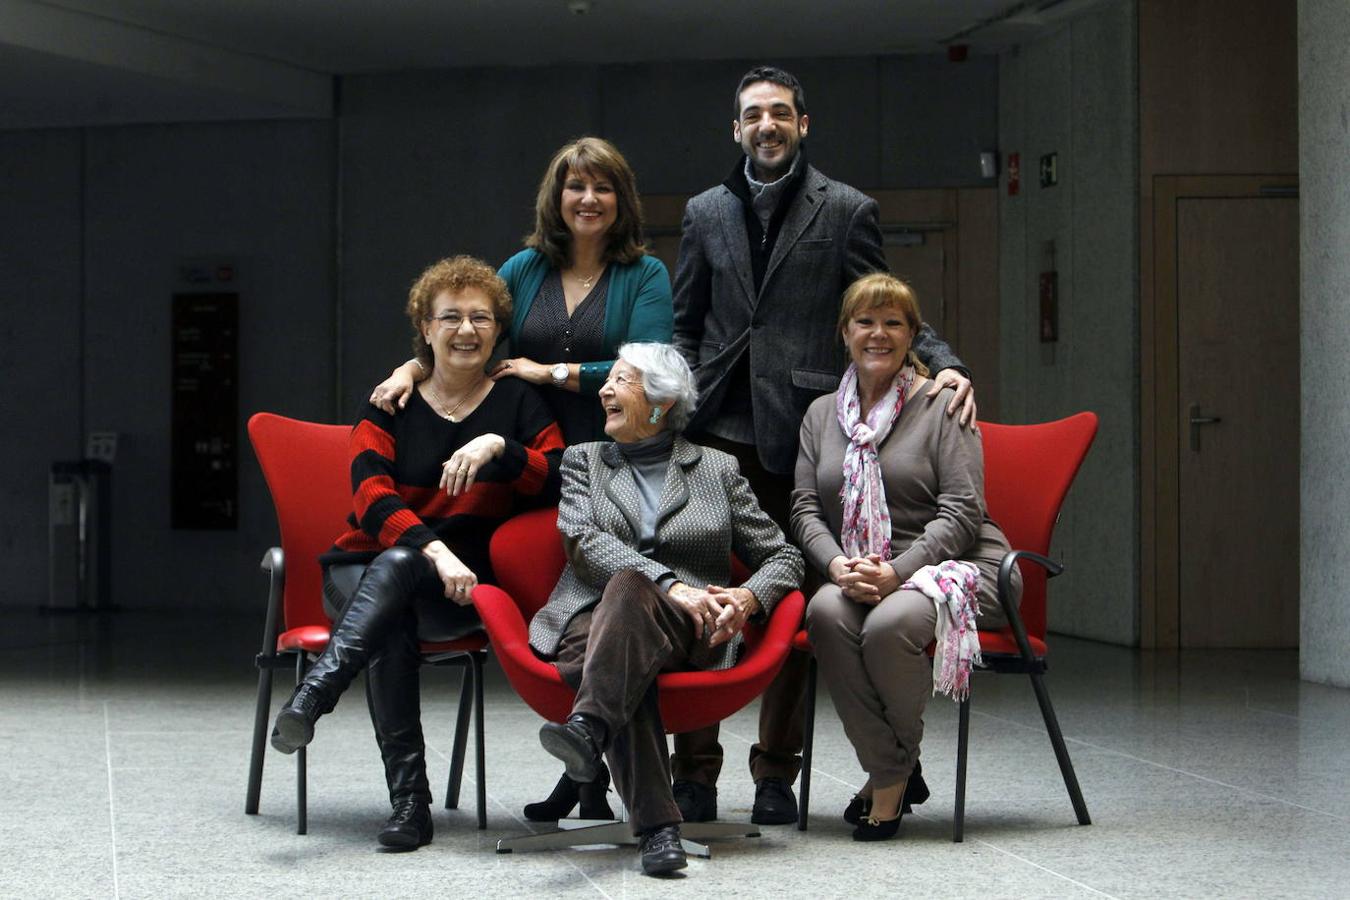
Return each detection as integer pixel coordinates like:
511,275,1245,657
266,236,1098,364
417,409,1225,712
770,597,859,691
671,65,976,825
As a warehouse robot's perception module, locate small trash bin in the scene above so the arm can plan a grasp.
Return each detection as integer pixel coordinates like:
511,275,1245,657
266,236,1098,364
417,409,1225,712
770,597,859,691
48,460,111,611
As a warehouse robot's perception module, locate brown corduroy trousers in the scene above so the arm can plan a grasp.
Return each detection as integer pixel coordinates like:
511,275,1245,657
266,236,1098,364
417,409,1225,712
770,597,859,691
553,569,719,834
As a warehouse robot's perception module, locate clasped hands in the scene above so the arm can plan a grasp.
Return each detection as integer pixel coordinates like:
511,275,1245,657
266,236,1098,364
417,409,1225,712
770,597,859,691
668,581,759,646
828,554,901,605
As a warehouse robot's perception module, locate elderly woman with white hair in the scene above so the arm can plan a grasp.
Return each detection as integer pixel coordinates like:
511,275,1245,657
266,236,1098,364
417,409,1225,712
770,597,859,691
527,341,803,876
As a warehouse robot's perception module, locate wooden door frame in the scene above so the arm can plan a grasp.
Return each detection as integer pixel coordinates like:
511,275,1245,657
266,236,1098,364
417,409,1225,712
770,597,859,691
1141,174,1298,648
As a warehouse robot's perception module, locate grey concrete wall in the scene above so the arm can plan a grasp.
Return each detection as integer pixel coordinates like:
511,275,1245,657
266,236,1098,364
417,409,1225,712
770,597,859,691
999,0,1139,644
0,121,335,611
0,131,84,605
1299,0,1350,687
81,121,335,612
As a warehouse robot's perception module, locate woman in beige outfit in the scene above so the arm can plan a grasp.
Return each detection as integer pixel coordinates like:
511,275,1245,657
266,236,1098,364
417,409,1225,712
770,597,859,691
791,273,1021,841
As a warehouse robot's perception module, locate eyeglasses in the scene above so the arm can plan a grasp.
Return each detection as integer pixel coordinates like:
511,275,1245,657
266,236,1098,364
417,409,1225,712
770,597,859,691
427,312,496,330
606,371,644,391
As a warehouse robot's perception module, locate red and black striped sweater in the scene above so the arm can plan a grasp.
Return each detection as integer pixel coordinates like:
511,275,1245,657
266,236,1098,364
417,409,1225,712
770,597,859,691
322,378,564,580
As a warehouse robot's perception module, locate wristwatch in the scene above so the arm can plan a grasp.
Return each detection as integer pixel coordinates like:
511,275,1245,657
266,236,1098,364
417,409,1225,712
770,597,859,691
550,363,569,387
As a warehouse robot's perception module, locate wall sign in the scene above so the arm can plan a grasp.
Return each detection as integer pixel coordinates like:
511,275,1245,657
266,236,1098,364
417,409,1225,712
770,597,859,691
171,291,238,529
1039,152,1059,188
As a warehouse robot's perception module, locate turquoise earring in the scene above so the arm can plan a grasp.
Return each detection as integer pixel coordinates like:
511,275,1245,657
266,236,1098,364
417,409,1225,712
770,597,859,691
648,407,663,424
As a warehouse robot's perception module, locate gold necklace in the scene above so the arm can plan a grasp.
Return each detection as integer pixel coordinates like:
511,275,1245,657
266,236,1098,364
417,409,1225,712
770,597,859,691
428,377,485,422
570,265,603,290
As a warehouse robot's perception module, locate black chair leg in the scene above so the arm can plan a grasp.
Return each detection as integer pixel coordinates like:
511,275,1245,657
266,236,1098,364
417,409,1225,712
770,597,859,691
472,651,487,830
953,696,970,843
444,659,474,810
245,658,276,815
294,655,308,835
797,653,817,831
1029,671,1091,826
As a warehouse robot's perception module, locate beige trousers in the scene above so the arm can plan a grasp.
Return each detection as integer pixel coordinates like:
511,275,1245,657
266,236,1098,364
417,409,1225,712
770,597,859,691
805,576,1010,786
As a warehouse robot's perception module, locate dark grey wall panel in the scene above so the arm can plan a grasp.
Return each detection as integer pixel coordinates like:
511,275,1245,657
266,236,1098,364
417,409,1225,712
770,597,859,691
0,130,83,607
81,120,334,611
881,55,1000,189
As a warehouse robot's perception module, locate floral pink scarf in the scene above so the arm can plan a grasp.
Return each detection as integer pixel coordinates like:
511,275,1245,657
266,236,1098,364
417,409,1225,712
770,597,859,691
902,561,982,700
836,363,982,700
835,363,913,559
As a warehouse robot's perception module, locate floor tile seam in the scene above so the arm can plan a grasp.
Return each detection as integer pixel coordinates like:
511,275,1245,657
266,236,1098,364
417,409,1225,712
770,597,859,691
1243,703,1300,722
102,701,122,900
111,730,253,736
969,708,1350,822
422,736,614,898
970,838,1123,898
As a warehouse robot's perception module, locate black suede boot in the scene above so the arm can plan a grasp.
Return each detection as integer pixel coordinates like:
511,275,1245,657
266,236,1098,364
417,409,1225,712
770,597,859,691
523,763,614,821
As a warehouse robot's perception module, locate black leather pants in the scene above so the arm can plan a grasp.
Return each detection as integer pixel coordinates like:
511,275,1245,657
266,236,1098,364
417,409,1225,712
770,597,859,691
315,546,479,805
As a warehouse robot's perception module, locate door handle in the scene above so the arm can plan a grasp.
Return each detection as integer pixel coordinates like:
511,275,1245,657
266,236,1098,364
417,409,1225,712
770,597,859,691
1189,403,1222,451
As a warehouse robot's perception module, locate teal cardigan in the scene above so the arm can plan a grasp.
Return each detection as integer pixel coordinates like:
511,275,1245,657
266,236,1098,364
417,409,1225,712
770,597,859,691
499,248,674,395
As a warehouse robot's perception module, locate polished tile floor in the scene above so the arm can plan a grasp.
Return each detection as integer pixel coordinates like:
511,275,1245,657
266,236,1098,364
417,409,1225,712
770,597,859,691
2,607,1347,899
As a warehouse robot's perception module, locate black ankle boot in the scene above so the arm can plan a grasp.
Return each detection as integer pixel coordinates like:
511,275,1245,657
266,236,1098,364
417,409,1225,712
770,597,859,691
523,771,579,821
378,797,433,850
578,763,614,819
270,683,334,754
523,763,613,821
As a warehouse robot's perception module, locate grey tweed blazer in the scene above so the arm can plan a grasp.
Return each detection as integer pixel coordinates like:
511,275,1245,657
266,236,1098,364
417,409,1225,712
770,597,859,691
672,163,965,475
528,436,804,671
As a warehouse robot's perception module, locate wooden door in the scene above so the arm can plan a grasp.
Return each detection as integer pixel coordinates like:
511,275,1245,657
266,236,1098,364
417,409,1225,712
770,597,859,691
1170,192,1299,646
884,233,947,339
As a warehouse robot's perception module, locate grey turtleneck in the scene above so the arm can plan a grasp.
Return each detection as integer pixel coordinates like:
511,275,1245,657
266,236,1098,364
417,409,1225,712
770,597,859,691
743,152,802,233
616,429,676,558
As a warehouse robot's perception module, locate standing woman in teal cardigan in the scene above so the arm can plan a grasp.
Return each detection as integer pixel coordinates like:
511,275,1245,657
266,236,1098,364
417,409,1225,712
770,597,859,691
370,137,674,445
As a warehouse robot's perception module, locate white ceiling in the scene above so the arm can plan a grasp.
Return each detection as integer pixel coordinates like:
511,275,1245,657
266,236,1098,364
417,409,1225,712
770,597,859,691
0,0,1108,128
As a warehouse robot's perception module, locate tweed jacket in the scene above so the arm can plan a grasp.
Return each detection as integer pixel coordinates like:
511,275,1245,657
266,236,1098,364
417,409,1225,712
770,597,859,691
528,436,804,670
672,161,965,475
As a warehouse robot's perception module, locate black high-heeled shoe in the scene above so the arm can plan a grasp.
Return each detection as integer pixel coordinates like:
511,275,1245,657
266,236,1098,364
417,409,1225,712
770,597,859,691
851,807,903,842
903,759,930,811
522,763,614,821
852,777,907,842
844,760,930,825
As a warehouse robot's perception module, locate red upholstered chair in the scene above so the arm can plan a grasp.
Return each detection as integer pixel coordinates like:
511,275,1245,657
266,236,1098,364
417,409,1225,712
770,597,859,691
244,412,488,834
473,506,805,856
795,412,1098,842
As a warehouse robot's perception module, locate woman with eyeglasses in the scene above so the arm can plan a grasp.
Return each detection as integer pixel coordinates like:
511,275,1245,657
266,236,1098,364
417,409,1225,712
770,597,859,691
268,256,563,851
368,137,673,819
